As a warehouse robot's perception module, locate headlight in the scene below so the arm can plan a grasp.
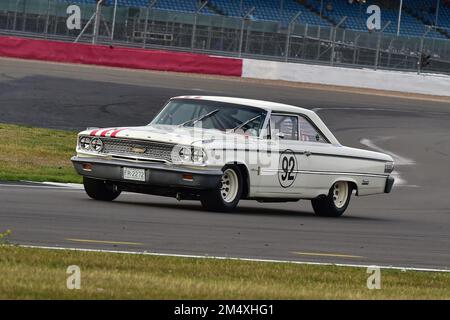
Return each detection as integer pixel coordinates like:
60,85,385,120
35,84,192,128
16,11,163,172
385,162,394,173
173,146,207,164
90,138,104,152
178,147,192,162
79,136,91,150
192,148,207,163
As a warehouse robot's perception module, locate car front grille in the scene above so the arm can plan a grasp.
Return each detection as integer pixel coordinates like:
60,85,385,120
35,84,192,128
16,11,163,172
101,138,175,162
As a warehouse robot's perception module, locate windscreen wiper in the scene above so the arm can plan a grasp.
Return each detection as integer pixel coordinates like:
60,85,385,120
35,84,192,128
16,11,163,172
179,109,220,127
232,114,262,132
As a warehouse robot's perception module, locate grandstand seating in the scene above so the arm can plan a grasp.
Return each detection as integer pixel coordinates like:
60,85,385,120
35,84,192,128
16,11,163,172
437,4,450,32
66,0,449,40
404,0,450,36
69,0,213,14
209,0,331,26
405,0,438,25
307,0,446,39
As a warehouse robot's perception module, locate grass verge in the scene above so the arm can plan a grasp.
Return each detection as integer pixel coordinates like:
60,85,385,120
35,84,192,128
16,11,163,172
0,246,449,299
0,124,81,183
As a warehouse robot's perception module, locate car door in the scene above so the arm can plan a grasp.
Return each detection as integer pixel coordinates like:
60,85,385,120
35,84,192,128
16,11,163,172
295,115,337,198
255,113,307,197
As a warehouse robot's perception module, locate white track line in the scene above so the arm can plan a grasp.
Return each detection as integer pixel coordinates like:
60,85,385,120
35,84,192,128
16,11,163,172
39,182,83,189
360,138,417,187
0,183,82,190
359,138,415,165
18,244,450,273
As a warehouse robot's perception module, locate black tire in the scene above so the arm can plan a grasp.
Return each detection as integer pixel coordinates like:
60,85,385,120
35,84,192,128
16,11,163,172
311,181,352,217
200,165,243,212
83,177,121,201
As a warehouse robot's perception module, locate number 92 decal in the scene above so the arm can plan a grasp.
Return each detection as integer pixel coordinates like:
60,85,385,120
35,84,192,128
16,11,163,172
278,150,298,188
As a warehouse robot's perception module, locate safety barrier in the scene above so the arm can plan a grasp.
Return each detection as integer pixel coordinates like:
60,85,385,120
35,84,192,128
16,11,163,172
0,36,243,76
242,59,450,97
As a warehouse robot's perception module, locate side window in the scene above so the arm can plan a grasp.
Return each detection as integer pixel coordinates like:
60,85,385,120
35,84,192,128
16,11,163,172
299,116,327,143
271,115,299,140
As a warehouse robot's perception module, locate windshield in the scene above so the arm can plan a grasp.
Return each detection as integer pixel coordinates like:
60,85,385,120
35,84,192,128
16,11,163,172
151,99,267,136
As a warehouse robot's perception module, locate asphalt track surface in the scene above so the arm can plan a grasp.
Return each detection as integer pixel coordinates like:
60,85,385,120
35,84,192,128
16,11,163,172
1,58,450,269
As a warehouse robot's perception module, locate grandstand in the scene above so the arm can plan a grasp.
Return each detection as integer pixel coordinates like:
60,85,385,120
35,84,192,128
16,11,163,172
404,0,450,37
306,0,447,39
208,0,331,26
70,0,214,14
65,0,449,40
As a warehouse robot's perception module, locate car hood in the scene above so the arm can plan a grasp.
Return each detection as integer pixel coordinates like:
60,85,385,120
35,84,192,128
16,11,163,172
80,125,246,147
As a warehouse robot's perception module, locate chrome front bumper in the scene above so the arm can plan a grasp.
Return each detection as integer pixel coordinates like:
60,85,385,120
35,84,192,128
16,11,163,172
71,156,222,190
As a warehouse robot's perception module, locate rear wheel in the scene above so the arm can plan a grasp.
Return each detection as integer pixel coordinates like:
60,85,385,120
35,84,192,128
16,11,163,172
201,165,243,212
311,181,351,217
83,177,121,201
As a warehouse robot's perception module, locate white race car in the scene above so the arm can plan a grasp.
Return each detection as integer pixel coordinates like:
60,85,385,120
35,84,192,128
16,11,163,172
72,96,394,217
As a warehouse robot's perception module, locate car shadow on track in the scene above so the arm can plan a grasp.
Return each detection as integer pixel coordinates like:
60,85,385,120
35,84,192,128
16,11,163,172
93,198,388,222
235,206,388,221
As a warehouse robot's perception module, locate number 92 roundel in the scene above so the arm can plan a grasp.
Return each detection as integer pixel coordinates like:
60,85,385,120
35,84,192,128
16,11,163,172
278,149,298,188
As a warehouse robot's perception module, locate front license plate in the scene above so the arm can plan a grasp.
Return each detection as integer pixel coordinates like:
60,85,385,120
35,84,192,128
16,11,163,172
123,167,146,182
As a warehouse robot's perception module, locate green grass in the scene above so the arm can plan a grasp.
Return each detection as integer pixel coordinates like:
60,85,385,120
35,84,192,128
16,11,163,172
0,124,81,183
0,246,449,299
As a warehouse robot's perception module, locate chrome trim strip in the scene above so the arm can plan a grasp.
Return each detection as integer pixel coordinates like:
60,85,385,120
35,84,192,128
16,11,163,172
259,168,389,178
309,152,388,163
209,148,388,163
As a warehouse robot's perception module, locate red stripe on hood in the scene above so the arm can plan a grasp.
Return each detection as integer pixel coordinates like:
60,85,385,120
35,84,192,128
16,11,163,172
110,128,127,138
100,128,114,137
90,129,101,136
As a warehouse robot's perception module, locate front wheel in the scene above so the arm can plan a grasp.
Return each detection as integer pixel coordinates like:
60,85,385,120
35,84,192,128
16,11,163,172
311,181,352,217
83,177,121,201
200,165,243,212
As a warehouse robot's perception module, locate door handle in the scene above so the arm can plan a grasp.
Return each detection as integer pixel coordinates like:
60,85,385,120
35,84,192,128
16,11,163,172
304,151,312,157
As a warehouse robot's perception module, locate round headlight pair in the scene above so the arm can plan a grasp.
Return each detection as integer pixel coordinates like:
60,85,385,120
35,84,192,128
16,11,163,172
176,146,206,164
79,136,103,152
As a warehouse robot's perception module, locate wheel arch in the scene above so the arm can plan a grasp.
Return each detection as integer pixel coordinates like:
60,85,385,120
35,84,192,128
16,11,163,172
330,178,358,196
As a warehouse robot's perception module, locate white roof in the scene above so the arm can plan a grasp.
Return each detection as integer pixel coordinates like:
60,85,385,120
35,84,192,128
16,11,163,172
172,96,340,145
172,96,313,115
